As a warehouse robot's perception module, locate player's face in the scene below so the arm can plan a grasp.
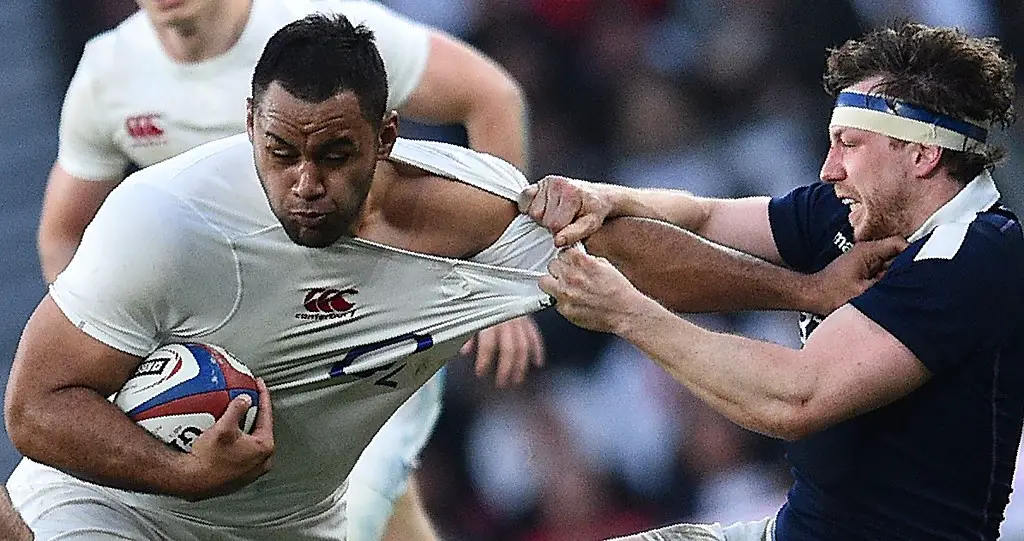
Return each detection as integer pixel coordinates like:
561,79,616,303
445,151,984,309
247,83,397,248
820,126,915,242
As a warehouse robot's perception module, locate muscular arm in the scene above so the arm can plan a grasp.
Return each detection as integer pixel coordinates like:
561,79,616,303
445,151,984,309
37,164,120,283
584,216,891,316
615,299,930,440
601,186,783,263
5,297,193,495
401,32,527,169
523,177,784,262
0,486,32,541
544,248,930,440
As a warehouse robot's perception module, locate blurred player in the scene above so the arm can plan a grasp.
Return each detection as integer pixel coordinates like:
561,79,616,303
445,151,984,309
35,0,538,538
523,23,1022,541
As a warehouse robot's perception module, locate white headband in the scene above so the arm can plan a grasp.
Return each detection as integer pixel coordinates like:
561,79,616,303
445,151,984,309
829,91,988,153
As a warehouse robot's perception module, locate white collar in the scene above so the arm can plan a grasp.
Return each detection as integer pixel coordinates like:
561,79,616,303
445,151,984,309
906,170,1000,243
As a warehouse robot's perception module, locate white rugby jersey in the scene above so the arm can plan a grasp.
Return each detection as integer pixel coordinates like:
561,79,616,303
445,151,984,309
47,135,556,525
58,0,429,180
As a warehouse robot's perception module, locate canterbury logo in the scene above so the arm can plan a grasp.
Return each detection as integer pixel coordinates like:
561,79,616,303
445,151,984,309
303,288,358,313
125,114,165,139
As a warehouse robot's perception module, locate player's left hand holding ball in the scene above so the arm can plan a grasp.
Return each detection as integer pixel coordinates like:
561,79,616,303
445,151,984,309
175,376,275,501
539,246,653,335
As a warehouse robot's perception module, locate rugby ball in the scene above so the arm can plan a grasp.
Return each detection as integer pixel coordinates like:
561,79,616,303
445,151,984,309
113,343,260,452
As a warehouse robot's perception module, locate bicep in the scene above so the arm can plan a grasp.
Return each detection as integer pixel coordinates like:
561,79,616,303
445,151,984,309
798,304,931,432
9,296,141,408
700,196,784,265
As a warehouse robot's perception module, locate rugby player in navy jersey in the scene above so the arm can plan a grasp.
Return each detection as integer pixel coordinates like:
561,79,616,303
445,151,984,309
524,22,1022,541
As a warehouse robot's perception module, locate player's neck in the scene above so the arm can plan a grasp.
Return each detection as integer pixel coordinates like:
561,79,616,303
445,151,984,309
152,0,253,63
903,174,965,239
356,161,400,229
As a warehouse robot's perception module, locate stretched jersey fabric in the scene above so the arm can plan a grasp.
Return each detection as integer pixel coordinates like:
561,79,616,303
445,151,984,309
57,0,429,179
767,173,1024,540
30,135,556,529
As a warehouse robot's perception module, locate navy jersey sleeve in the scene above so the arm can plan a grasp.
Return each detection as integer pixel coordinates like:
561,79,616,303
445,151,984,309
768,183,852,273
849,222,1021,374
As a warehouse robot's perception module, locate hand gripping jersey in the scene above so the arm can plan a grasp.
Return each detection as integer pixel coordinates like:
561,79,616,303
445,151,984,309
20,135,556,531
57,0,429,179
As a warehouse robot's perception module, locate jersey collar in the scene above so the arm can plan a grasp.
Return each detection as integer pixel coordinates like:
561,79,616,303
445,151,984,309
907,170,1001,243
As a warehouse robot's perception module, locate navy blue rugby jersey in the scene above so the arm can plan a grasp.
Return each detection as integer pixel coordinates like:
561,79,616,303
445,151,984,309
767,176,1024,541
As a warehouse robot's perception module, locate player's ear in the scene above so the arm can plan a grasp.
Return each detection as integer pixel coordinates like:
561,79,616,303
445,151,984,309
912,143,943,178
246,97,255,141
376,111,398,159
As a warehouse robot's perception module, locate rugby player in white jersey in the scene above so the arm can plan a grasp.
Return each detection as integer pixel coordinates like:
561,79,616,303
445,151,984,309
1,10,909,541
34,1,539,538
6,15,558,540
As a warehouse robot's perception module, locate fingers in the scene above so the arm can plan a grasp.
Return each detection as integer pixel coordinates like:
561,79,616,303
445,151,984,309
520,176,594,243
249,377,274,442
473,327,498,380
522,184,548,224
541,189,579,234
471,318,545,388
494,322,525,388
860,236,908,278
521,316,546,368
459,335,476,356
213,393,253,441
555,214,599,247
876,236,909,258
517,185,539,214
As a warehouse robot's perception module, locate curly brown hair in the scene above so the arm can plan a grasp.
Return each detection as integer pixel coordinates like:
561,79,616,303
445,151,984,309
823,23,1017,184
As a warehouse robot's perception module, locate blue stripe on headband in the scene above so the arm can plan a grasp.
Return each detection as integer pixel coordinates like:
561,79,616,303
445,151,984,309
835,92,987,144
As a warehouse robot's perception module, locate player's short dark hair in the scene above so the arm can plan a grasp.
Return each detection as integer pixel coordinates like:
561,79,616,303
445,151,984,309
823,23,1017,184
251,13,388,127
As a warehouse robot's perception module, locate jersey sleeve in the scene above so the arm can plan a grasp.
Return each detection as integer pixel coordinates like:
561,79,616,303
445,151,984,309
50,182,241,356
848,224,1018,375
56,36,130,181
330,1,430,110
468,154,558,273
768,182,850,272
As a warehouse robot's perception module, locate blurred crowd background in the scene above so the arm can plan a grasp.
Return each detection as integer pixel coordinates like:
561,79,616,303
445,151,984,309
3,1,1024,540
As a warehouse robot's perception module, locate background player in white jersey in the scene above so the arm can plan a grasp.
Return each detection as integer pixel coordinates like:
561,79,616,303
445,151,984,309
6,15,559,540
34,0,541,538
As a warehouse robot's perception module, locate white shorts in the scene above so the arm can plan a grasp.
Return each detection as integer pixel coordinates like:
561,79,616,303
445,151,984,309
8,370,445,541
345,369,444,541
8,460,348,541
609,516,776,541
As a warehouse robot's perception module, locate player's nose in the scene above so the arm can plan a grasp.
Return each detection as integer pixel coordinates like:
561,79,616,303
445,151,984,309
292,161,326,200
819,147,845,184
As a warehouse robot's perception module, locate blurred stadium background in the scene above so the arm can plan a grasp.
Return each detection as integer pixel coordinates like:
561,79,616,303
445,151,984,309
2,1,1024,540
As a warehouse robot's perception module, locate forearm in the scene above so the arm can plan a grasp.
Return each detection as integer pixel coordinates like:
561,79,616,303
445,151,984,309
585,217,821,313
463,83,528,170
37,233,79,284
8,387,190,496
616,297,811,439
602,185,710,231
0,486,32,541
